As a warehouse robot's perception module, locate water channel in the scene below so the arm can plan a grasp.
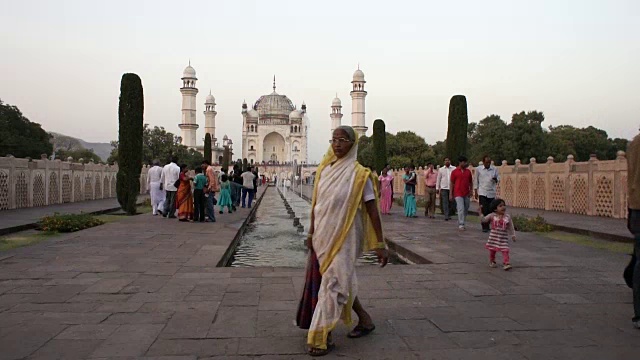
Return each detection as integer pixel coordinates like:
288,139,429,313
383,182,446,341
230,186,403,267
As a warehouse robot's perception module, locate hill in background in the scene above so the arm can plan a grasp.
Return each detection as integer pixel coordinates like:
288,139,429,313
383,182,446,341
50,133,112,161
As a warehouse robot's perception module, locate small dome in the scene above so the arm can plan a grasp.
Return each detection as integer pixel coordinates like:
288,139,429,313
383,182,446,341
223,134,228,140
289,110,303,120
183,65,196,78
332,97,341,107
353,68,365,81
247,108,259,118
205,93,215,104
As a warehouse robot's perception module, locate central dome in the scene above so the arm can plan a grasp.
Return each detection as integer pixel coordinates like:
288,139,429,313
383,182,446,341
254,91,295,118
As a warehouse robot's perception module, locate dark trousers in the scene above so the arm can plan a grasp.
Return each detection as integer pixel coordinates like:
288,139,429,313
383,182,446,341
479,195,494,231
440,190,452,219
629,209,640,322
206,192,216,222
163,191,177,218
242,187,254,208
193,189,205,222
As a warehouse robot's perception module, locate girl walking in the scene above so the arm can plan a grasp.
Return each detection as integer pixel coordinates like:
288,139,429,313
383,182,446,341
482,198,516,270
218,174,234,214
379,166,394,215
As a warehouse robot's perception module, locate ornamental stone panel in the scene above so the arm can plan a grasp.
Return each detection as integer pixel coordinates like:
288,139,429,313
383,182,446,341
0,171,9,210
62,174,71,203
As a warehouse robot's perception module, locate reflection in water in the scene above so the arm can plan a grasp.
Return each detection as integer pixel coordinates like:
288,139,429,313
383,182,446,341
231,187,401,268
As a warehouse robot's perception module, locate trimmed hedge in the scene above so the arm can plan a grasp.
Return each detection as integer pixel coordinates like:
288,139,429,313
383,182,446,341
204,133,212,164
445,95,468,165
116,73,144,215
372,119,387,174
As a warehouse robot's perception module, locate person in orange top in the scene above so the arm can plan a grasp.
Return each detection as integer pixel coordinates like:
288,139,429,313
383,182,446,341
202,160,220,223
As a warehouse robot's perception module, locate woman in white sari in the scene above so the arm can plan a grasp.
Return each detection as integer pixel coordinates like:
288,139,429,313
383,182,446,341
302,126,388,356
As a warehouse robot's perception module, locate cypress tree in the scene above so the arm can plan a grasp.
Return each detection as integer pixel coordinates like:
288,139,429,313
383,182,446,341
372,119,387,174
222,147,230,170
204,133,212,164
445,95,469,165
116,73,144,215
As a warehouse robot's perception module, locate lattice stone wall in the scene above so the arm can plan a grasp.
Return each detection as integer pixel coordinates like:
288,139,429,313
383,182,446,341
517,177,529,208
94,175,102,200
0,156,149,211
62,174,71,203
49,172,59,205
74,175,83,203
571,176,588,215
389,151,629,219
594,175,614,217
532,177,545,210
15,172,28,209
0,171,9,210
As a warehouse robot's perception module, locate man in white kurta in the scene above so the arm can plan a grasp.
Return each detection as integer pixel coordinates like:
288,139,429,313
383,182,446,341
146,160,165,216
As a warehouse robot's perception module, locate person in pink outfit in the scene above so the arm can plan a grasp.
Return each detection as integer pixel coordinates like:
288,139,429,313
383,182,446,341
378,166,394,215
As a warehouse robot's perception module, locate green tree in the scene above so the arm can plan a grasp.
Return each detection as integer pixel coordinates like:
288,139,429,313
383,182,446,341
357,135,375,168
108,125,203,168
204,133,212,164
372,119,387,173
116,73,144,215
445,95,469,165
0,99,53,158
503,111,546,163
56,148,102,163
471,115,509,164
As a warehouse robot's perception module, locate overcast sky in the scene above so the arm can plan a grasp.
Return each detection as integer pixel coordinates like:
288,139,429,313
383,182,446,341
1,0,638,162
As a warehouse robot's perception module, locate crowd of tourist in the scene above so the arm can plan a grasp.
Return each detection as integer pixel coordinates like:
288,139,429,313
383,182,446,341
146,156,259,222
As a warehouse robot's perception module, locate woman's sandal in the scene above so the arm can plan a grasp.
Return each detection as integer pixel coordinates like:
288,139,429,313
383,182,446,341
347,324,376,338
307,333,335,357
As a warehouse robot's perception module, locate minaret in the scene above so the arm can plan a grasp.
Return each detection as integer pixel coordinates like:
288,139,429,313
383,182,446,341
179,61,199,147
204,90,217,146
350,66,368,136
330,95,343,135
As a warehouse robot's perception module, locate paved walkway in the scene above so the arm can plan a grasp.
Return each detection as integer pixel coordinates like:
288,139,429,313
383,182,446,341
0,186,637,359
0,196,148,236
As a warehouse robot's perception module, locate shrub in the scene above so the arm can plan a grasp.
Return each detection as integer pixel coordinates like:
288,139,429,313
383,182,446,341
116,73,144,215
39,213,105,233
512,215,553,232
445,95,468,166
372,119,387,174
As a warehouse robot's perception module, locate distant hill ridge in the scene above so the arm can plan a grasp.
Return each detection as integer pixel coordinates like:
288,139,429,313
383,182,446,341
49,132,112,161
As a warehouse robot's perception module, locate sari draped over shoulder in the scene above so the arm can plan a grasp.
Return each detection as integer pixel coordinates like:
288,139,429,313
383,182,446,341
302,137,383,350
177,173,193,220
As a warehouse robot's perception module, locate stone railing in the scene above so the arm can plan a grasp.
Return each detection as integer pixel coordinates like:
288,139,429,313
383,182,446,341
0,155,150,211
389,151,629,219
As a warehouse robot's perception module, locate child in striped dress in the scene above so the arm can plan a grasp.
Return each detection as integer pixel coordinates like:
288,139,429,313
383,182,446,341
482,198,516,271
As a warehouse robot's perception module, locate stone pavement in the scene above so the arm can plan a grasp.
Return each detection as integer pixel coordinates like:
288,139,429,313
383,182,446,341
0,196,148,236
0,186,638,360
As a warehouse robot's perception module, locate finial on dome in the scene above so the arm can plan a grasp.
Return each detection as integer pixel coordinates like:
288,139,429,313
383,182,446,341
189,59,191,66
273,75,276,92
357,63,360,70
